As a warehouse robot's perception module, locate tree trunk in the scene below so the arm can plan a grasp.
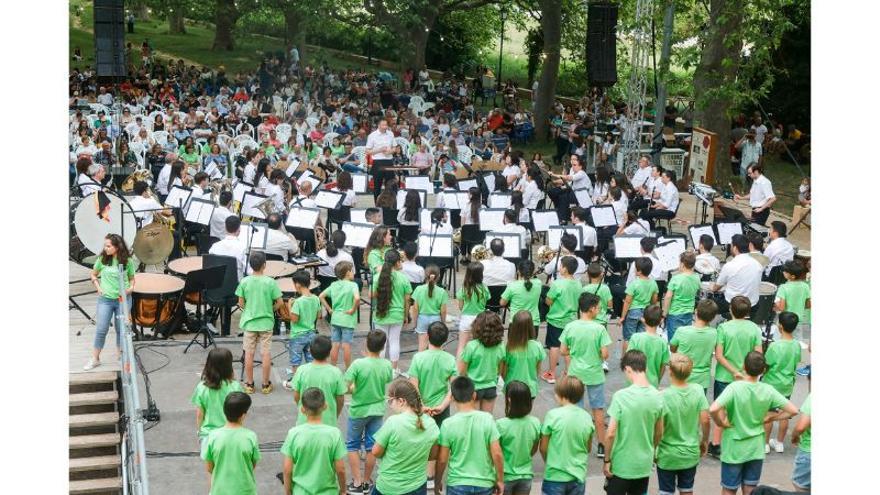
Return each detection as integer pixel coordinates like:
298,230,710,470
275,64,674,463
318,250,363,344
404,19,434,70
168,9,185,34
533,0,563,143
283,9,307,63
212,0,240,51
654,0,675,129
692,0,744,187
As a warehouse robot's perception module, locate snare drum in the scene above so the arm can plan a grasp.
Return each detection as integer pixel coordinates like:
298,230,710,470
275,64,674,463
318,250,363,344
131,273,185,337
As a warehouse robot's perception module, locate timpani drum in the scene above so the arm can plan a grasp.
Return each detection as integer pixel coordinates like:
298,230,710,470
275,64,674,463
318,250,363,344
699,281,726,307
264,260,297,278
131,273,185,337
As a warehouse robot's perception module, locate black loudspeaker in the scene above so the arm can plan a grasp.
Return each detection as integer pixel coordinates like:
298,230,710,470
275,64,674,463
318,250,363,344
587,2,618,87
94,0,126,80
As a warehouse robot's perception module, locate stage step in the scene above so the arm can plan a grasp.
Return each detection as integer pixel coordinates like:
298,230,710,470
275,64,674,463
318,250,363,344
70,412,119,429
69,371,118,386
69,433,120,450
69,477,121,494
70,391,118,407
69,455,121,473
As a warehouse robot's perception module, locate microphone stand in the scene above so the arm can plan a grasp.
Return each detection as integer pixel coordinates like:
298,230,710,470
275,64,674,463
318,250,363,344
428,219,440,258
244,224,257,276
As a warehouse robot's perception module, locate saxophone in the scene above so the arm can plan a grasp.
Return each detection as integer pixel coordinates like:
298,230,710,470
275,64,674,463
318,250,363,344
314,225,328,252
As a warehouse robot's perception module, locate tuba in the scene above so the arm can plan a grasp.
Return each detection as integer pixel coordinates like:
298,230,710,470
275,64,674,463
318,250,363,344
470,244,492,261
205,178,234,205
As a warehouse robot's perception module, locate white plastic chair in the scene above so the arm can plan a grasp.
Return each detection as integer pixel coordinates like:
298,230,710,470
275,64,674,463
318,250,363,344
457,145,473,165
152,130,169,146
306,116,319,130
323,132,340,148
352,146,367,167
394,137,410,153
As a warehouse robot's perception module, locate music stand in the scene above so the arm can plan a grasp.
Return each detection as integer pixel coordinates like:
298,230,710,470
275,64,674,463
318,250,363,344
183,264,227,353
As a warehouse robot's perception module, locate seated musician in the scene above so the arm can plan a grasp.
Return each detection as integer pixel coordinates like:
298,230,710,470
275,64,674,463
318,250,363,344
128,181,171,226
209,191,235,243
734,163,776,226
208,215,247,280
265,169,287,213
639,169,680,229
711,234,762,318
695,234,721,279
547,154,592,223
570,207,598,259
481,238,516,286
763,220,795,277
261,213,299,261
288,180,317,209
627,155,653,211
497,209,531,247
544,233,587,278
76,158,103,197
375,178,398,209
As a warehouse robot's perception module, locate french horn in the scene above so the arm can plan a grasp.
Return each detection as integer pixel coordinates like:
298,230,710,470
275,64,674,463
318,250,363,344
121,169,155,196
470,244,492,261
536,245,558,264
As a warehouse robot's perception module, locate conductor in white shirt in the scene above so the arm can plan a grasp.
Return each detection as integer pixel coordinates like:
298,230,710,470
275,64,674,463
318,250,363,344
366,119,395,200
209,215,248,280
639,169,680,229
763,221,795,278
711,234,763,319
261,213,300,261
735,163,776,226
481,239,516,286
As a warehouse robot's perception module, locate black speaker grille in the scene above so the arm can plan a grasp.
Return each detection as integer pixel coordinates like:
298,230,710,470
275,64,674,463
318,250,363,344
587,2,618,87
93,0,126,78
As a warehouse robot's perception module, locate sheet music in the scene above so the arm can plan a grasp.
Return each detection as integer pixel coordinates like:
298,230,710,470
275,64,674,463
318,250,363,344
165,186,192,209
351,173,368,194
658,236,687,255
573,188,593,208
591,205,618,227
314,190,344,209
300,173,323,194
478,209,506,231
656,239,687,272
396,189,427,209
232,181,252,204
241,223,268,250
405,176,432,194
484,232,521,258
341,222,375,248
488,193,512,209
716,222,743,245
688,224,718,248
284,160,299,178
350,208,370,224
184,198,215,226
458,179,478,191
420,209,433,231
532,210,560,232
482,174,497,193
614,235,644,258
241,191,268,219
418,234,453,257
285,207,321,229
548,226,583,250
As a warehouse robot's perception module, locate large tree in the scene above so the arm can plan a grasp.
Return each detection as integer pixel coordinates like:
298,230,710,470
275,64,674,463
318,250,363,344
532,0,562,141
212,0,240,50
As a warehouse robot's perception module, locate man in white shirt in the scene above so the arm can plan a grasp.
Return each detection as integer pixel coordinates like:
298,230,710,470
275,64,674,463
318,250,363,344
750,113,768,144
694,234,721,278
763,221,795,277
96,87,114,107
640,169,680,229
629,155,652,197
624,236,667,285
547,154,592,222
79,163,105,197
210,191,235,240
570,207,598,252
128,181,169,226
209,215,248,280
497,209,531,250
156,160,173,198
735,164,776,226
481,239,516,286
260,213,299,260
288,181,318,210
544,233,587,278
366,119,395,199
712,234,763,317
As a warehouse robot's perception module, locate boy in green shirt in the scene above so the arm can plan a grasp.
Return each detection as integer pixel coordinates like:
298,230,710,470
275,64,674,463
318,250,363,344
656,354,710,495
627,305,670,388
711,295,762,458
539,376,596,494
281,388,347,495
289,335,347,427
710,352,799,495
344,331,394,494
235,252,283,394
670,299,719,393
201,392,260,495
319,261,360,370
583,262,614,327
560,292,612,458
762,311,802,455
284,269,322,390
774,260,811,336
436,377,504,495
620,257,659,353
409,322,457,427
603,350,663,495
662,251,701,341
791,391,811,491
543,257,583,386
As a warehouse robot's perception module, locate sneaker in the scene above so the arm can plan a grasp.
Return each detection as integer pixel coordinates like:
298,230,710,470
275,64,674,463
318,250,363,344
596,443,605,458
426,477,435,490
796,364,811,377
346,482,363,495
708,443,721,459
244,382,255,394
765,443,771,454
282,380,294,391
602,361,610,373
262,382,273,394
361,481,372,494
285,367,294,376
541,371,556,384
83,358,101,371
769,438,784,453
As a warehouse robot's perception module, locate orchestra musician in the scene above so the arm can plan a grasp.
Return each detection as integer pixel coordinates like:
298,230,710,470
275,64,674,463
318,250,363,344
627,155,653,211
547,154,592,223
639,169,680,229
710,234,763,319
261,213,299,260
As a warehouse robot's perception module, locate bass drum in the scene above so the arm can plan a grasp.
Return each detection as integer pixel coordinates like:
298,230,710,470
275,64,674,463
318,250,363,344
70,191,138,266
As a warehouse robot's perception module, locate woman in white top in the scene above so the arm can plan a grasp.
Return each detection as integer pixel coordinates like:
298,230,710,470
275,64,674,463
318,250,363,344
547,154,592,222
617,211,651,236
169,161,188,189
265,169,287,212
397,190,422,226
510,190,531,223
254,158,273,194
242,154,259,184
592,166,611,204
316,230,355,278
501,154,522,187
434,173,458,210
460,187,481,226
518,166,543,209
332,171,357,207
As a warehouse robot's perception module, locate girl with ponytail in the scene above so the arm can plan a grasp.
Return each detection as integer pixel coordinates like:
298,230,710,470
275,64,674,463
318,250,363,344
500,259,542,325
409,265,449,352
371,379,440,495
455,261,490,358
371,249,412,373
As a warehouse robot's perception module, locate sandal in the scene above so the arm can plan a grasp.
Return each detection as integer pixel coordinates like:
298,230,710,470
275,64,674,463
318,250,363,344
261,381,273,394
243,382,255,394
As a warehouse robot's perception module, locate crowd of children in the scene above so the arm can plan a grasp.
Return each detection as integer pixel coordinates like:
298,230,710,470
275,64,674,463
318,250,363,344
194,250,811,494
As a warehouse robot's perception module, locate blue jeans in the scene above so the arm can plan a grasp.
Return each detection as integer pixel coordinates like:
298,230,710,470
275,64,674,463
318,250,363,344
372,484,427,495
346,415,383,451
330,324,354,344
622,308,645,341
342,163,367,174
287,331,315,367
541,479,585,495
720,459,763,491
791,448,811,490
93,296,132,350
657,465,697,494
578,383,606,410
416,314,441,334
446,486,494,495
664,313,693,342
503,479,532,495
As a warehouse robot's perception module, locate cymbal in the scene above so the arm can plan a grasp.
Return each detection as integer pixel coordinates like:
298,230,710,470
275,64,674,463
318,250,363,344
133,223,174,265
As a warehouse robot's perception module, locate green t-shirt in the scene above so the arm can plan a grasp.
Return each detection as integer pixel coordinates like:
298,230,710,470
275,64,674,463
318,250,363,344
190,380,244,438
438,410,501,488
291,363,347,426
330,144,345,157
546,278,583,328
497,415,541,481
411,284,449,315
367,247,388,275
656,384,709,470
762,339,802,397
560,319,612,386
321,280,359,329
501,279,542,325
234,275,281,331
667,272,701,315
280,423,346,495
374,412,440,495
456,284,490,315
180,151,200,164
670,325,718,389
344,356,393,418
775,280,811,323
461,340,506,390
582,283,613,325
627,332,670,388
372,270,413,325
625,277,659,310
715,380,788,464
799,394,811,453
201,426,260,495
290,294,321,336
93,256,137,300
502,340,546,397
607,384,663,479
408,348,457,408
540,404,595,482
715,319,762,383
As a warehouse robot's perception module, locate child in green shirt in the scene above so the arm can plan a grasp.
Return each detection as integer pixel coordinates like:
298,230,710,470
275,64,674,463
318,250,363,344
201,392,260,495
500,260,542,326
436,377,504,495
284,269,321,389
501,311,546,399
455,262,490,357
670,299,719,393
372,249,413,373
281,388,347,495
539,376,596,494
662,251,701,341
627,305,670,388
191,348,244,446
497,381,541,495
762,311,802,455
289,335,347,427
460,311,507,412
543,256,583,385
620,257,659,353
319,261,360,370
235,252,283,394
774,259,811,336
344,331,394,493
583,262,614,327
410,265,449,352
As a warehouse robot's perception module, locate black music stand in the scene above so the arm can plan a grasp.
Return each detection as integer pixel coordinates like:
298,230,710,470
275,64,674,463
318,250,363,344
183,265,227,353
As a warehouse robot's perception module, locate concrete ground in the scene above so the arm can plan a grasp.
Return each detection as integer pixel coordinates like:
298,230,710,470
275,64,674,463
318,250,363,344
69,192,811,494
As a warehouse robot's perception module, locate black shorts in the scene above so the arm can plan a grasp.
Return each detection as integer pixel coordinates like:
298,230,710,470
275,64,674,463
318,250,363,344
432,406,450,428
475,387,498,401
604,475,649,495
546,323,564,348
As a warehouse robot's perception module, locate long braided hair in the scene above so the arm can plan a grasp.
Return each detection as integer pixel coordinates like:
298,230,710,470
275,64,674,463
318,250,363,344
376,249,400,319
387,378,425,431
